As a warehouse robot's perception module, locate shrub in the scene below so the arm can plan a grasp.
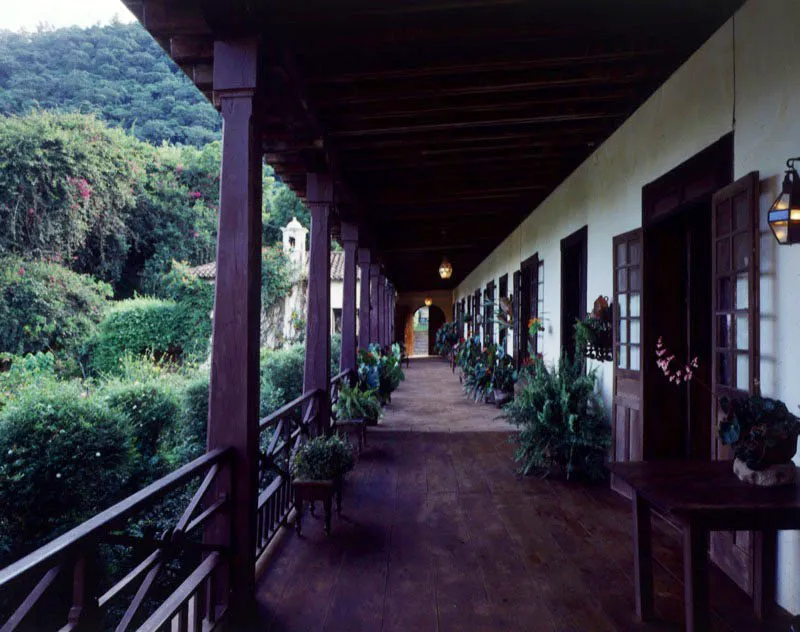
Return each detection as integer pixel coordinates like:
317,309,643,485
0,381,133,555
152,261,214,359
103,378,181,483
0,257,111,356
86,297,206,375
160,374,209,467
503,356,610,481
260,344,305,406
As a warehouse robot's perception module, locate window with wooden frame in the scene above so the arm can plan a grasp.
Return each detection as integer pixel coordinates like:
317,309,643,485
614,235,642,372
712,173,760,410
484,281,495,344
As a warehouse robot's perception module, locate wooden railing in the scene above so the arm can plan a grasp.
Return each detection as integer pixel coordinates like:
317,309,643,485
256,389,320,559
0,447,234,631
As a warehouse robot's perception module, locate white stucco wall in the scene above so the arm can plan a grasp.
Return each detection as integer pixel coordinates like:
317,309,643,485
455,0,800,613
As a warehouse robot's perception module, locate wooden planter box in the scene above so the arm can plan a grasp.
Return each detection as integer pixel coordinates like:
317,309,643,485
292,479,342,535
333,418,368,453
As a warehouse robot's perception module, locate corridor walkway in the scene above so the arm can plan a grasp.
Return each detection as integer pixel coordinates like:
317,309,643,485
376,357,514,432
254,361,788,632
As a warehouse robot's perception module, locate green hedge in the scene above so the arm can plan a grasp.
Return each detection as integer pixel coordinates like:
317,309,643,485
85,298,181,375
0,257,111,356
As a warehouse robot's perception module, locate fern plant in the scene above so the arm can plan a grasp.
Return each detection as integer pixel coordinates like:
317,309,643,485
503,355,610,481
333,383,382,422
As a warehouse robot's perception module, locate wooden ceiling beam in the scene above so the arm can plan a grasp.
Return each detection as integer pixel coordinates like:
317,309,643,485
141,1,211,36
328,111,622,139
321,90,636,121
307,47,676,85
333,125,609,151
313,66,662,107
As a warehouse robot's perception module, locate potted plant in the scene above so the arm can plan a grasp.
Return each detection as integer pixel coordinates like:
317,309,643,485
491,349,517,407
292,435,355,535
719,395,800,485
333,381,382,431
656,338,799,486
574,295,613,362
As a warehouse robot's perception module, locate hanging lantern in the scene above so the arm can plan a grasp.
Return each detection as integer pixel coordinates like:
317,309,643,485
768,157,800,244
424,297,433,307
438,257,453,279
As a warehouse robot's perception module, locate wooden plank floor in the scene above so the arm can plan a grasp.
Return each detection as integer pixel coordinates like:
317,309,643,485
254,360,790,632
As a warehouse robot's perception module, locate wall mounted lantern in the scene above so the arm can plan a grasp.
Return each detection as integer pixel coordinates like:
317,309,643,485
438,258,453,279
424,297,433,307
768,157,800,244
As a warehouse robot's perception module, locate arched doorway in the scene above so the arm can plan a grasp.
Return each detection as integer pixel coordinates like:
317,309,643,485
406,305,446,356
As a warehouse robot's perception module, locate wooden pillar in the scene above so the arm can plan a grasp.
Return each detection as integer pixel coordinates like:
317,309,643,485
377,273,386,347
340,222,358,372
303,172,333,435
207,37,261,612
358,249,371,350
369,263,381,345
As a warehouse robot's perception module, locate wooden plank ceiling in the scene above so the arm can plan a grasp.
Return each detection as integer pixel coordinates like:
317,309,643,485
124,0,743,291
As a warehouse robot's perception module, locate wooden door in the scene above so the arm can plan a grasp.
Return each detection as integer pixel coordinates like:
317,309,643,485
709,171,760,595
611,229,643,497
519,254,539,362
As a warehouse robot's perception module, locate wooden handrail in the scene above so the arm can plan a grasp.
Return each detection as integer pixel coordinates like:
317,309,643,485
0,447,232,588
259,388,322,431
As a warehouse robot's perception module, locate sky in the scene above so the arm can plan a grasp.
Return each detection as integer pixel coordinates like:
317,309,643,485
0,0,135,31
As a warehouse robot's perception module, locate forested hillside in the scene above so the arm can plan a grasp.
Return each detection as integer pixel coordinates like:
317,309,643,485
0,21,220,146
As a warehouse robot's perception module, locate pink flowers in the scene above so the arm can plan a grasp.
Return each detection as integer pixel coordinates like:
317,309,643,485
655,337,698,384
188,191,202,199
66,176,92,201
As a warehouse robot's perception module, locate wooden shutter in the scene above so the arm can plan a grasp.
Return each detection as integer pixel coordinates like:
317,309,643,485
512,270,521,365
710,171,760,595
611,229,643,497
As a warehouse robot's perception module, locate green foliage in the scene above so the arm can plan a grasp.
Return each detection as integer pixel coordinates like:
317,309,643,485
0,256,111,356
0,381,133,555
0,352,57,411
0,112,141,281
260,246,293,313
260,344,306,407
0,23,220,146
490,348,517,394
262,175,311,246
718,395,800,470
333,382,382,422
292,435,354,482
433,322,459,356
357,343,404,404
503,356,611,481
85,298,182,374
152,261,214,356
160,374,209,467
102,378,181,482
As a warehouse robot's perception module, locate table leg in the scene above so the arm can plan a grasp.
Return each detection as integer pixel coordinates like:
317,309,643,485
753,529,777,620
683,521,709,632
632,492,654,621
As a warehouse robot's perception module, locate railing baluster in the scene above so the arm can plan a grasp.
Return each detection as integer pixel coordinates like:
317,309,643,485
64,554,99,631
0,565,60,632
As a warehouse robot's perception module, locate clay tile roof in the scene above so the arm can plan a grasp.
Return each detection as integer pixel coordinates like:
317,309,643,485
189,251,348,282
330,251,345,281
189,261,217,280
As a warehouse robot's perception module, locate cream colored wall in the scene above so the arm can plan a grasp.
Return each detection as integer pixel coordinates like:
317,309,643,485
454,0,800,613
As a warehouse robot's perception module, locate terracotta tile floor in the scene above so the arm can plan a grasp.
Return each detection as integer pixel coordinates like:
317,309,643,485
253,359,790,632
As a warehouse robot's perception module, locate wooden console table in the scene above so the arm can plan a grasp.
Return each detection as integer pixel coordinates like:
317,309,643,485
611,460,800,632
